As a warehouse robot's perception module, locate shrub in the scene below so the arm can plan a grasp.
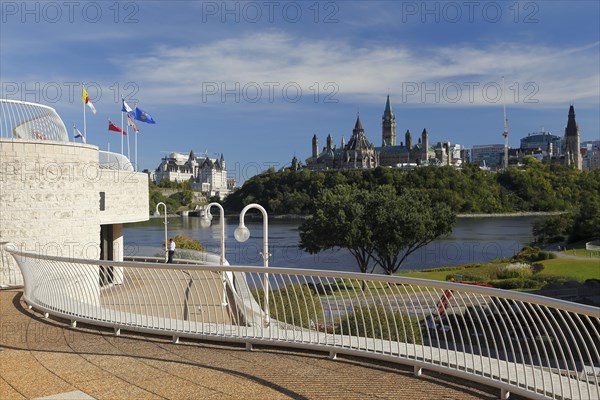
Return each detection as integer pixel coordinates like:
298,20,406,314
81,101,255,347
512,246,552,262
336,302,422,344
537,251,550,260
169,234,204,251
531,263,545,274
490,278,524,289
522,279,539,289
253,284,324,329
446,274,485,283
497,269,521,279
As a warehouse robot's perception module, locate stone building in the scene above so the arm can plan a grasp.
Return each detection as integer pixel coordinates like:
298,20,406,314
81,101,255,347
305,115,379,170
0,99,149,288
377,95,436,166
304,96,443,171
543,105,584,170
563,105,582,170
154,150,232,199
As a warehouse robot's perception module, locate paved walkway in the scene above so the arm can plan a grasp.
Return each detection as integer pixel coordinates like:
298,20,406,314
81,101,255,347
1,289,516,399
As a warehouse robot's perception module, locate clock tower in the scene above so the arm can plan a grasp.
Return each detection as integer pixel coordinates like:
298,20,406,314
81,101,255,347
382,95,396,146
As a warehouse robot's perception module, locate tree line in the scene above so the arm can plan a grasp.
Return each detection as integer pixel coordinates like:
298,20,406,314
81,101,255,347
224,158,598,216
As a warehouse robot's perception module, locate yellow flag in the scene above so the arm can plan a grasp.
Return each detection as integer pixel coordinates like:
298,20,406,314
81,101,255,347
82,85,96,114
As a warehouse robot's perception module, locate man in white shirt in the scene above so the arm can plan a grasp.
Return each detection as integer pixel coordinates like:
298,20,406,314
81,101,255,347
168,238,176,263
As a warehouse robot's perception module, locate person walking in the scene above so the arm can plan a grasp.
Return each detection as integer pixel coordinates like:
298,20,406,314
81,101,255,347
168,238,176,263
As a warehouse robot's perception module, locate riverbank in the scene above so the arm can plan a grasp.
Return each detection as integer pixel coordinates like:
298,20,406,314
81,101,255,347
456,211,565,218
203,211,565,221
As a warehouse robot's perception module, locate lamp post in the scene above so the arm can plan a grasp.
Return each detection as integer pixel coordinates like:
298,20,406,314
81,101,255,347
154,202,168,263
200,202,228,306
234,203,270,326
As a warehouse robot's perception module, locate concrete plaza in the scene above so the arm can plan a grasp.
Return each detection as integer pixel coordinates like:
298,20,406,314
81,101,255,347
1,288,514,399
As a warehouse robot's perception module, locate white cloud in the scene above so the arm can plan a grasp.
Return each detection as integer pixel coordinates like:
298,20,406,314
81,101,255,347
117,31,599,108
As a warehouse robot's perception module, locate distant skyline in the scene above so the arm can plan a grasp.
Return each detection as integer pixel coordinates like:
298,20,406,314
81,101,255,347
1,1,599,182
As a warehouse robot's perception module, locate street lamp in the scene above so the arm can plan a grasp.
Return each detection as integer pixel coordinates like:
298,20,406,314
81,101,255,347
200,202,228,306
234,203,270,326
154,202,168,263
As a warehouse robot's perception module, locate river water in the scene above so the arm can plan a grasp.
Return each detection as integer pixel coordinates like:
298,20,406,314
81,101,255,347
123,215,542,274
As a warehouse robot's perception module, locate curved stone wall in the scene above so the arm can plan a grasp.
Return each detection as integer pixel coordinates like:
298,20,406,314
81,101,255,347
0,138,149,286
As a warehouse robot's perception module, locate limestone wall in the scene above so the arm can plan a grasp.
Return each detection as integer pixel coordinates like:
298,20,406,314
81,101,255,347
99,170,149,225
0,138,148,287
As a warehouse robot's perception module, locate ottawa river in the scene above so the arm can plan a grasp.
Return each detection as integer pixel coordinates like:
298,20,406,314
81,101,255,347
123,215,543,274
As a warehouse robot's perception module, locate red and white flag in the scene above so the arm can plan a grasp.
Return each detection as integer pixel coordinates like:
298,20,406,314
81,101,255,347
127,113,139,133
108,120,126,135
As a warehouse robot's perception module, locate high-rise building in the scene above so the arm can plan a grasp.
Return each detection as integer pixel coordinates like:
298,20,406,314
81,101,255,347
520,131,562,154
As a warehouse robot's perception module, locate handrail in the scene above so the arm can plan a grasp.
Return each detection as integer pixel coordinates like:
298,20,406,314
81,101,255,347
98,150,134,172
0,99,69,141
4,243,600,400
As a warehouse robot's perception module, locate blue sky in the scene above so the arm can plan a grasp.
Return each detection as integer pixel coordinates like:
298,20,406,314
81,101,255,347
1,1,599,182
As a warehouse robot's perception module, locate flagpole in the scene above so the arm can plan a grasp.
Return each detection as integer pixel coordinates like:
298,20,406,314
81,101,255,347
135,130,138,172
126,125,131,163
121,108,124,157
107,119,111,162
83,90,87,138
134,102,138,171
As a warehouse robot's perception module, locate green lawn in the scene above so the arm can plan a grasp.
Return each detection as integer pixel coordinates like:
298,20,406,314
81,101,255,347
397,262,505,281
397,258,599,284
539,258,600,281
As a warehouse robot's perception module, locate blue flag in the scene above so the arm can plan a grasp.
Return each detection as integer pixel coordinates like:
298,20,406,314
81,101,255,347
134,106,156,124
122,98,134,115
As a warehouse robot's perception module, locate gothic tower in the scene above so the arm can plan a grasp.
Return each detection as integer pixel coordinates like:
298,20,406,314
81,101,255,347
342,115,379,169
564,105,582,170
326,133,333,150
312,134,318,159
382,95,396,146
405,130,412,149
422,128,429,162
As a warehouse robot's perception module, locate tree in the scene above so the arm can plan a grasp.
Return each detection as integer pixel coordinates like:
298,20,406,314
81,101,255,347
532,213,574,244
299,185,375,274
570,194,600,242
299,185,456,276
370,187,456,274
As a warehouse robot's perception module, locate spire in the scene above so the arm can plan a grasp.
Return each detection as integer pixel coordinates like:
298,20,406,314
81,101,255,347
354,114,363,132
382,94,397,146
326,133,333,150
565,105,578,136
384,94,392,114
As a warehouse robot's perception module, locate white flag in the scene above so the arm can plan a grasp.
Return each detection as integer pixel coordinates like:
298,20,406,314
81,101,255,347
73,126,86,143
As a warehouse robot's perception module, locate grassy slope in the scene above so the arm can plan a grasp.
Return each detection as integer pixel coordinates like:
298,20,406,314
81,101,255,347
539,259,600,281
398,258,599,283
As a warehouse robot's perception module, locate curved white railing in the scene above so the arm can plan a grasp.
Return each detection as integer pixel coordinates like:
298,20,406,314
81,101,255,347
5,244,599,400
0,241,23,287
98,150,134,172
0,99,69,141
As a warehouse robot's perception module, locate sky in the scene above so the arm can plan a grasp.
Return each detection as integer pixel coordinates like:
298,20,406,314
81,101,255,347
1,0,599,183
